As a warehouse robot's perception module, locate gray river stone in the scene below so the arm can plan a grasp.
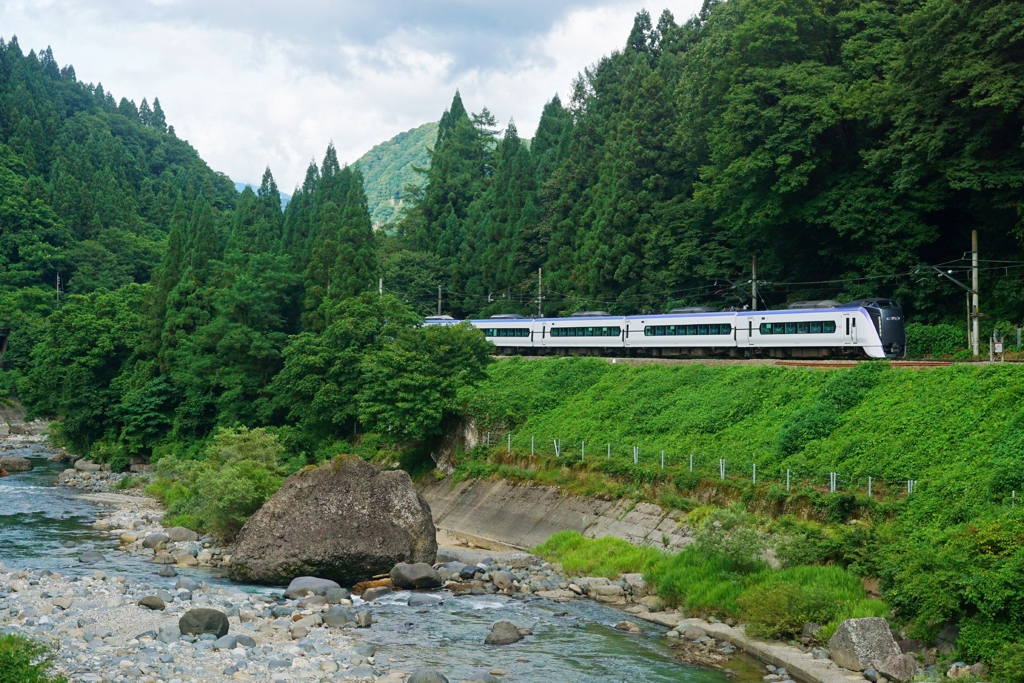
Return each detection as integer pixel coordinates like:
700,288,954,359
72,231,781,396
142,533,169,549
485,621,522,645
179,608,229,637
78,551,105,563
283,576,341,599
362,586,393,602
829,618,901,671
408,670,449,683
408,593,442,607
390,562,442,589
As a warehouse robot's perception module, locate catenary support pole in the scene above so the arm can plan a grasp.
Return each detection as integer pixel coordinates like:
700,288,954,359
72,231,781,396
973,230,980,357
752,463,756,484
751,254,758,311
690,454,693,472
508,433,511,454
868,476,872,498
437,285,442,316
786,469,790,492
537,268,543,317
582,441,585,462
661,450,665,470
531,436,534,457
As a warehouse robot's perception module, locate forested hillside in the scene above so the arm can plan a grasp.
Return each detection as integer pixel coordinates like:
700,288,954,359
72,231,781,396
355,122,437,228
383,0,1024,329
0,35,489,469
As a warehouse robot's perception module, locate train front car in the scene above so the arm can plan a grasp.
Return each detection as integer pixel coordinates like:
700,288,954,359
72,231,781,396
846,299,907,359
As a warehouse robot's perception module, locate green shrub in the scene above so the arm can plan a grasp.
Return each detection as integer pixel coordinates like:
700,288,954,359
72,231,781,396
742,565,886,641
991,643,1024,683
691,506,768,571
905,322,965,358
146,426,285,540
0,634,67,683
957,616,1024,666
738,581,834,639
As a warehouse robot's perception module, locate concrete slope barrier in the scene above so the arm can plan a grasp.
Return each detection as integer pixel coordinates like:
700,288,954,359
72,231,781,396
418,475,692,551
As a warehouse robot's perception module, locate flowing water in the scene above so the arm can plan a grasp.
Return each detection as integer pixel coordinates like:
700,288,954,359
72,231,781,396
0,445,763,683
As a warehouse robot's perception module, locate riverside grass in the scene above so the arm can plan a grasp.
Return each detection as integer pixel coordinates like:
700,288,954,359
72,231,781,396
463,357,1024,665
533,530,885,641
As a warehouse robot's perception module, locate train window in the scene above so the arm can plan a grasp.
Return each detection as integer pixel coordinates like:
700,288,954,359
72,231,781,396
550,326,621,337
759,321,838,335
644,324,731,336
482,328,530,338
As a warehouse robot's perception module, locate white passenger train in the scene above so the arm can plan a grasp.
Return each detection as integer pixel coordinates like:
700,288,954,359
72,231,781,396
423,299,906,359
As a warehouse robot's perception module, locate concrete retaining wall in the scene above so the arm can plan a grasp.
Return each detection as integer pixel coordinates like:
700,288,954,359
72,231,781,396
419,475,693,551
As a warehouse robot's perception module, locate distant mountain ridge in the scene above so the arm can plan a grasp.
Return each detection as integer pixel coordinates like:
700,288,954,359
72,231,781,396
354,121,438,228
234,181,290,209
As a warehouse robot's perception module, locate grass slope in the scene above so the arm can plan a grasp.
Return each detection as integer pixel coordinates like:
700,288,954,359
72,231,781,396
456,357,1024,665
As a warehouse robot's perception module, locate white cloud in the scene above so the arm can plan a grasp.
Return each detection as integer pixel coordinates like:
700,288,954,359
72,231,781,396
1,0,704,189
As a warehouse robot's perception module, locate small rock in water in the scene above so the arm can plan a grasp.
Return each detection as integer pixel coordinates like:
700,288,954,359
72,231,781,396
407,669,449,683
325,587,351,603
361,586,393,602
175,577,201,591
615,620,641,633
283,576,341,599
485,621,523,645
408,593,442,607
158,566,178,577
78,551,105,563
355,609,373,628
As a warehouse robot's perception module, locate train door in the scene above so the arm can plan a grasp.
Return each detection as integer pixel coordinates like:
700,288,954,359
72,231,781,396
843,315,858,344
747,319,755,345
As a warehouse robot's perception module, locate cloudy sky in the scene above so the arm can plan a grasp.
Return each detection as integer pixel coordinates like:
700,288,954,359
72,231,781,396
2,0,704,190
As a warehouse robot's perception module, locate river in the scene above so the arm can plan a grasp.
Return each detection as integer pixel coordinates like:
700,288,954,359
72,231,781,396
0,445,763,683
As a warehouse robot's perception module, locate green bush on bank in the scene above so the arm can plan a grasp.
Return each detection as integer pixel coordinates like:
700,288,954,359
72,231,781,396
145,426,285,540
0,634,67,683
535,530,885,642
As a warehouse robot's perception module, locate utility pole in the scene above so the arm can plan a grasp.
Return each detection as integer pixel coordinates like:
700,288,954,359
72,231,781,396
437,285,442,316
56,272,61,301
751,255,758,311
378,278,383,299
537,268,543,317
972,230,980,357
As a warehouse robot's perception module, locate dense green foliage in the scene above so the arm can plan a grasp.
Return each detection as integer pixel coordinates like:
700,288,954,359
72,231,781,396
382,0,1024,330
0,634,66,683
355,122,437,228
462,357,1024,663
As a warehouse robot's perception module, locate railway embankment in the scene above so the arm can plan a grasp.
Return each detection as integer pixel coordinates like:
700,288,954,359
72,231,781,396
430,357,1024,675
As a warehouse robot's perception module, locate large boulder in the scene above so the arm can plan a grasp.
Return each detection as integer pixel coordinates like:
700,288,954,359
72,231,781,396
73,459,101,472
829,618,901,671
283,576,341,599
390,562,442,589
228,457,436,584
0,456,32,472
